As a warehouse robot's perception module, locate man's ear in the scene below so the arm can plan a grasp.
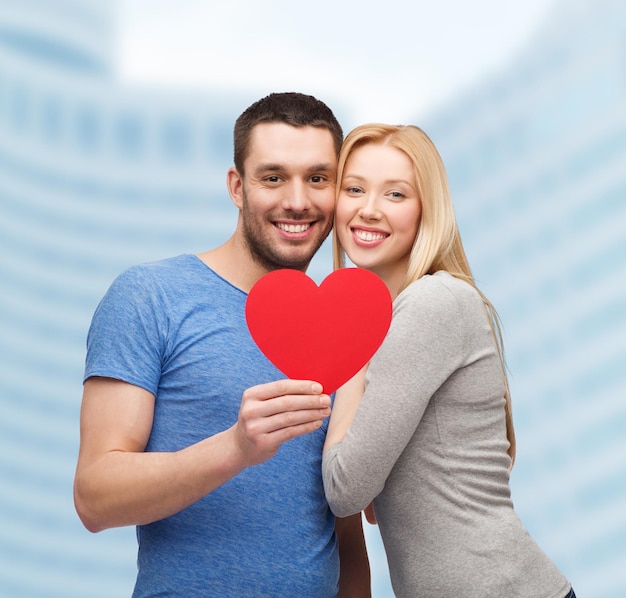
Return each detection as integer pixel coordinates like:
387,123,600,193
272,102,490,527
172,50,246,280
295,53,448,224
227,167,244,209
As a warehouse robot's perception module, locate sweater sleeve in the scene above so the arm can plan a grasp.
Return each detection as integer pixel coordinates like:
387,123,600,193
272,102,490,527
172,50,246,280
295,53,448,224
322,275,470,516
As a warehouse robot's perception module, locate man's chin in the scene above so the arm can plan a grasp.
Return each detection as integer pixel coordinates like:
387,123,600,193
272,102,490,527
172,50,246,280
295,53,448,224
271,253,313,271
258,246,317,272
244,228,327,272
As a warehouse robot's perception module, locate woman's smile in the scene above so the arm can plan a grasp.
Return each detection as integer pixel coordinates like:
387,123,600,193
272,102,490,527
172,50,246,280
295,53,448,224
336,142,421,293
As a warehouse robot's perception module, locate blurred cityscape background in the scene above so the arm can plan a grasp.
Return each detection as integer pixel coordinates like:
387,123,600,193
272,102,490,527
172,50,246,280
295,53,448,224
0,0,624,596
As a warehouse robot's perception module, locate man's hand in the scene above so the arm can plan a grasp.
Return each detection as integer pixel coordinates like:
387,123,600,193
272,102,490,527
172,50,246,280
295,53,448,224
74,377,330,532
234,379,331,466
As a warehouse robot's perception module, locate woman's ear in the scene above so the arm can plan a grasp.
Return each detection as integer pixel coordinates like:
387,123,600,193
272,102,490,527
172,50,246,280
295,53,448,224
226,167,244,209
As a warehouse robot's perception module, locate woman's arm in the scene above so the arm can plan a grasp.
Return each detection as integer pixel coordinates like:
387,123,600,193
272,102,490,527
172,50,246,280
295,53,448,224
325,367,378,526
322,277,468,516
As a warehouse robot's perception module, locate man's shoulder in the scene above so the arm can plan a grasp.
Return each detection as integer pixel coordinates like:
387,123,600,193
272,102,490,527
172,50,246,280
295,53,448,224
116,254,201,287
104,254,245,321
127,253,195,275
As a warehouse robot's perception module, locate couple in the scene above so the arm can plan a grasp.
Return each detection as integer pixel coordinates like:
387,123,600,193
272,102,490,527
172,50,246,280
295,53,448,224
74,92,574,597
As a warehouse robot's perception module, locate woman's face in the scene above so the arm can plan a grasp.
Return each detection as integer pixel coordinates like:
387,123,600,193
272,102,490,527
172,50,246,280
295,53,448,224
336,143,422,286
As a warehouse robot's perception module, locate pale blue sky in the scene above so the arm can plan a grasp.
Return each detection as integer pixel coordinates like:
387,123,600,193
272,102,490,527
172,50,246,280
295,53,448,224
116,0,558,125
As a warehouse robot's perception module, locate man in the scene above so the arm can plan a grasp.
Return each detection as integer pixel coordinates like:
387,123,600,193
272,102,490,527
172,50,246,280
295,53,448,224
73,92,370,597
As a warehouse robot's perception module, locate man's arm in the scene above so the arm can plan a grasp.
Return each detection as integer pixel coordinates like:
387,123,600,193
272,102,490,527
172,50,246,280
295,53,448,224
74,376,331,532
336,513,371,597
325,369,372,596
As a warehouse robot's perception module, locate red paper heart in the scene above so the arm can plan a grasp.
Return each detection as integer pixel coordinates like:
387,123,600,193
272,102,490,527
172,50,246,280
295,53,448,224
245,268,392,394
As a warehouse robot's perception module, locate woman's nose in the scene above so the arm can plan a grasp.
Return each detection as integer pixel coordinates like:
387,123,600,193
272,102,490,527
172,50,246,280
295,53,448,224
358,195,381,220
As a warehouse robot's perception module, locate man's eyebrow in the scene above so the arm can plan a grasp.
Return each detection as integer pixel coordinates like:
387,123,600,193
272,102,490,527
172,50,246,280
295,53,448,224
253,163,284,175
307,163,336,173
252,163,336,176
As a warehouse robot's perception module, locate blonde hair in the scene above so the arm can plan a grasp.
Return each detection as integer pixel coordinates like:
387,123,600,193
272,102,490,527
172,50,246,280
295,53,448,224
333,124,516,465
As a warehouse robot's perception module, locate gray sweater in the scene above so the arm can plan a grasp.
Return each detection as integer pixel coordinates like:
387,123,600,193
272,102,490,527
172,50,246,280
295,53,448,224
323,272,570,598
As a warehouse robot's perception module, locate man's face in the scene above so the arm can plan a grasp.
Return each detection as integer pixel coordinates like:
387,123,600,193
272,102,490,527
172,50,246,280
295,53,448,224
235,123,337,272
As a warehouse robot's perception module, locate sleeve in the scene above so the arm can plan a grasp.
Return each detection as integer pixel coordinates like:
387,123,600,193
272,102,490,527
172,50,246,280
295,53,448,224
322,277,469,516
84,265,171,396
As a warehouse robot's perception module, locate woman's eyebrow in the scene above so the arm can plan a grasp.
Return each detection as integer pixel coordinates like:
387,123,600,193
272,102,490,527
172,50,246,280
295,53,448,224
343,174,413,186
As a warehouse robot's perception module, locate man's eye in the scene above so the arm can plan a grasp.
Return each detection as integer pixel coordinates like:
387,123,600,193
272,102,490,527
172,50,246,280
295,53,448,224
265,176,281,183
310,175,326,183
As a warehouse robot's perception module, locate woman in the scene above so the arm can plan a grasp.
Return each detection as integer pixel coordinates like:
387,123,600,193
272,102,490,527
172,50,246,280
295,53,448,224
322,124,575,598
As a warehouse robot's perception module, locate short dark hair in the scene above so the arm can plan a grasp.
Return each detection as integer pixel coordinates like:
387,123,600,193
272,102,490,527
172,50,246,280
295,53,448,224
233,92,343,174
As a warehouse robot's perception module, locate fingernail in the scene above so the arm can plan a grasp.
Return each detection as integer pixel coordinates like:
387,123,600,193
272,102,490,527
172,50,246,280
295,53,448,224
311,382,323,393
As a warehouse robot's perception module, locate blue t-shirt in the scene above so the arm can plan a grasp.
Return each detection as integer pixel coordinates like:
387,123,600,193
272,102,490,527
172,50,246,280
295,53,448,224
85,254,339,597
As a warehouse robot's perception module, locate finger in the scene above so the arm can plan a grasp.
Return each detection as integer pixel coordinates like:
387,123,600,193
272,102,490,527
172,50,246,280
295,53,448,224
241,393,331,422
261,417,326,446
244,379,324,401
244,405,331,437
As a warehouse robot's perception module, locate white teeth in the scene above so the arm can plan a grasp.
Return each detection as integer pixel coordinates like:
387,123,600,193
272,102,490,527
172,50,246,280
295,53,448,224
277,222,310,233
354,229,386,242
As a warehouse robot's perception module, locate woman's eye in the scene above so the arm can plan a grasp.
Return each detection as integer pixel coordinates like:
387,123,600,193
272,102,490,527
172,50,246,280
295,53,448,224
345,187,363,194
389,191,405,200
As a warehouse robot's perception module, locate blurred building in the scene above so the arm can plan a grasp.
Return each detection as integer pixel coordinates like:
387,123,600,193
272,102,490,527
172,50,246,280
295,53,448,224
0,1,249,596
0,0,624,596
423,1,626,596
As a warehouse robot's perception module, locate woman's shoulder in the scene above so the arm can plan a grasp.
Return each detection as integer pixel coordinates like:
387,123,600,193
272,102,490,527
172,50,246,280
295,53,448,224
400,271,476,300
397,271,483,318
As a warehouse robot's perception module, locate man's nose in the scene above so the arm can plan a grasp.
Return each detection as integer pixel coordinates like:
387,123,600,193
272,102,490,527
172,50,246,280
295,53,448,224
281,179,311,211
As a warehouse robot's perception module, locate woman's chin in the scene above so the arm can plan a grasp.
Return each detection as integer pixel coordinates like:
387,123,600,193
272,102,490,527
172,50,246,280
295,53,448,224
346,257,375,272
